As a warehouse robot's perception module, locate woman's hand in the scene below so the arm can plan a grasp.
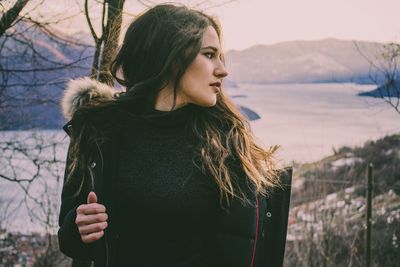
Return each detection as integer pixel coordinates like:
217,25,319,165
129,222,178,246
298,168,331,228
75,191,108,244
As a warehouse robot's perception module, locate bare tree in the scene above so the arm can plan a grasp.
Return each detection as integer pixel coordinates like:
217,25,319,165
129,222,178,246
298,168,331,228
375,42,400,114
0,131,70,265
355,41,400,114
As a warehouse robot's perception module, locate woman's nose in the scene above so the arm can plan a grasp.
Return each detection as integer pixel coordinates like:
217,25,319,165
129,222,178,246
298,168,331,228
215,62,228,78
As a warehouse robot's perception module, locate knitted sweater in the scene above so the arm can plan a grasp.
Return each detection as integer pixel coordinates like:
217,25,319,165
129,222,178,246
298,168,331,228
114,103,221,266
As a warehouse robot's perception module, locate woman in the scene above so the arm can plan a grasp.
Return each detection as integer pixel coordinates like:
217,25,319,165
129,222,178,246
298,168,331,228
58,4,292,267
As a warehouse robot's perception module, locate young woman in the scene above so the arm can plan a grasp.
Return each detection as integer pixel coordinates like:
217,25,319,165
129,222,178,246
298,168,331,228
58,4,292,267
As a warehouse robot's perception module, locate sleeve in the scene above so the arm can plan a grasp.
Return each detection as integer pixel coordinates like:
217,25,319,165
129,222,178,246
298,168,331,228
57,139,96,260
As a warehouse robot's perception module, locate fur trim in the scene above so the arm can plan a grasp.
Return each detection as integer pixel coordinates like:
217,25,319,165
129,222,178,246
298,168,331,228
61,77,117,120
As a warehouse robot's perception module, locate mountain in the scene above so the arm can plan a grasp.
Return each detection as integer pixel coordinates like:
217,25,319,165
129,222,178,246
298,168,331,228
225,38,384,84
0,22,94,130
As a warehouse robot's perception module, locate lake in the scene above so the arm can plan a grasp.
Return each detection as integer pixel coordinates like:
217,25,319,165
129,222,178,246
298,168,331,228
0,82,398,233
228,82,399,165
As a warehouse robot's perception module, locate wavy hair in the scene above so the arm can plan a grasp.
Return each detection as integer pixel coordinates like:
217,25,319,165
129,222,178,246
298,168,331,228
66,4,281,207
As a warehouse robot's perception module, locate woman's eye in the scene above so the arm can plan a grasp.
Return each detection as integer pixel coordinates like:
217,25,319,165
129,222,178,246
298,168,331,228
204,52,214,59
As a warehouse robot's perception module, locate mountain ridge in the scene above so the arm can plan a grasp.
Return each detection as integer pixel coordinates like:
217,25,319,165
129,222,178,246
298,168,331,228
225,38,385,84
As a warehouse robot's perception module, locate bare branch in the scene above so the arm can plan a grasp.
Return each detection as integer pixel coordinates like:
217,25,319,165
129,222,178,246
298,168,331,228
101,0,106,36
85,0,99,42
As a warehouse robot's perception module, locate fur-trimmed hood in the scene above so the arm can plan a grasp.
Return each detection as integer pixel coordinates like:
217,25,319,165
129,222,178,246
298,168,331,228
61,77,118,121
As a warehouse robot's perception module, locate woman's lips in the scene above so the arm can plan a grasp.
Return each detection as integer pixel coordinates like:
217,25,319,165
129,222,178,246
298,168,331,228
210,82,221,93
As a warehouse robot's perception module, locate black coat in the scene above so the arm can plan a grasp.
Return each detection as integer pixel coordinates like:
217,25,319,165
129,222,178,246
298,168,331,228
58,121,292,267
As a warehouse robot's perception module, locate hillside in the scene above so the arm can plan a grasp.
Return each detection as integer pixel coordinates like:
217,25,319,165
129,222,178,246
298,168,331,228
291,133,400,204
285,133,400,266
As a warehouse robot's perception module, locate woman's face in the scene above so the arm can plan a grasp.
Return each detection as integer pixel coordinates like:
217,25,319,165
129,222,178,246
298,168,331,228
155,25,228,110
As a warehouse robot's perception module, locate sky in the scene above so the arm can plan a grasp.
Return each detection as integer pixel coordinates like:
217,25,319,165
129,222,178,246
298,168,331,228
211,0,400,50
26,0,400,51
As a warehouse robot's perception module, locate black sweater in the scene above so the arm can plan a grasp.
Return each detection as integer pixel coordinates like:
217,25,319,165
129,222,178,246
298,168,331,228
114,104,221,266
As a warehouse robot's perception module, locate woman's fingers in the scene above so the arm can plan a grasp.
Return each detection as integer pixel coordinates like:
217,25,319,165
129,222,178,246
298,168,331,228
75,200,108,244
79,221,108,235
76,213,108,226
77,203,106,215
81,230,104,244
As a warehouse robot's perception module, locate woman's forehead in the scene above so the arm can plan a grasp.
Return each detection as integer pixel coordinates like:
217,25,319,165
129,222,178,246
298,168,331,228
201,26,221,50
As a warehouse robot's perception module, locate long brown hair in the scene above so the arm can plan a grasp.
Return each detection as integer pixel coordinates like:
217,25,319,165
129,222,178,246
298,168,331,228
66,4,281,206
191,91,281,206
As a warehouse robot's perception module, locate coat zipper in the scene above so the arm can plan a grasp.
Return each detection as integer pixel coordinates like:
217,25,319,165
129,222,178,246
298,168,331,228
250,197,260,267
94,140,109,267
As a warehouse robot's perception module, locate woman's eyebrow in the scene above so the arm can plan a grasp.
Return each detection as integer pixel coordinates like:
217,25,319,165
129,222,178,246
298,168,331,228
200,46,218,52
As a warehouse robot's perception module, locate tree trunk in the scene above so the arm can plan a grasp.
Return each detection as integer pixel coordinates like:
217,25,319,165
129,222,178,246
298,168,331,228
97,0,125,86
0,0,30,38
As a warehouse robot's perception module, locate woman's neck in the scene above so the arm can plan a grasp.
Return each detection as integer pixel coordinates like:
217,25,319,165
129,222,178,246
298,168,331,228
154,85,188,111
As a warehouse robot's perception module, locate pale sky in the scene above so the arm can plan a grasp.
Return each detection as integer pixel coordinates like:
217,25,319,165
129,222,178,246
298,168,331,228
27,0,400,51
211,0,400,50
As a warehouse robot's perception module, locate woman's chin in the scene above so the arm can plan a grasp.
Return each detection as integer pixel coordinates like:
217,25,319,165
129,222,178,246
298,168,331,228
195,98,217,108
